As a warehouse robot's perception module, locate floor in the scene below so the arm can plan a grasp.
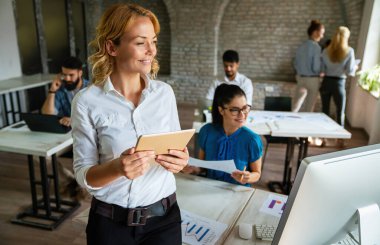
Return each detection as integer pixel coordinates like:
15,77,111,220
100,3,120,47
0,103,369,244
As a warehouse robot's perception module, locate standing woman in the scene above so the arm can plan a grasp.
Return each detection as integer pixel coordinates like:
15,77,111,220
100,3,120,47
293,20,325,112
71,4,188,245
320,26,356,127
184,84,263,186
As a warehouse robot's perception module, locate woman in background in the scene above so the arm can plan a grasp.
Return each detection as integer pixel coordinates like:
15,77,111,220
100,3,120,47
320,26,356,127
71,3,188,244
184,84,263,186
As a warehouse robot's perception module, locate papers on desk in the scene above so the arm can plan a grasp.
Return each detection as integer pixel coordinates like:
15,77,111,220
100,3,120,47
259,194,288,218
188,157,237,174
247,111,347,135
181,209,228,245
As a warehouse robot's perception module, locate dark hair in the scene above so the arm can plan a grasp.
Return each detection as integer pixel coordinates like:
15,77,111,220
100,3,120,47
222,50,239,63
307,20,323,37
62,56,83,70
212,84,246,125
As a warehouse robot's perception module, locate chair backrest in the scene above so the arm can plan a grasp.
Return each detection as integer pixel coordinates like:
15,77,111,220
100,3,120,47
264,96,292,111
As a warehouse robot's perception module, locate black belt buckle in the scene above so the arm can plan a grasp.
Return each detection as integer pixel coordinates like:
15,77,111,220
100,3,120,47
127,207,148,226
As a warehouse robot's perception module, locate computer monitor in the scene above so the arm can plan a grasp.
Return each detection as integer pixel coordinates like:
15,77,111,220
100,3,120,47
272,144,380,244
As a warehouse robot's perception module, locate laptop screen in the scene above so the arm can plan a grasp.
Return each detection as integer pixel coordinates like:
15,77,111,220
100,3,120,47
21,113,71,134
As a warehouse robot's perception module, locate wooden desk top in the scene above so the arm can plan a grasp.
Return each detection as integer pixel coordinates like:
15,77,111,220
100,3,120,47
176,173,254,244
224,189,286,245
0,122,72,157
0,73,53,95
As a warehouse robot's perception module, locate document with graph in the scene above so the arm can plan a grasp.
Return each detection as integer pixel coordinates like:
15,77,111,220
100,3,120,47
181,209,228,245
259,194,288,218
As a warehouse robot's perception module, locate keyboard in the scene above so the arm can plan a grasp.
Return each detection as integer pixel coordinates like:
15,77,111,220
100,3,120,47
254,224,359,244
333,231,359,245
254,224,276,241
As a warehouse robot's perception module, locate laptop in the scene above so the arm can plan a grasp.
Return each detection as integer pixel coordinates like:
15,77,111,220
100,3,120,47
21,113,71,134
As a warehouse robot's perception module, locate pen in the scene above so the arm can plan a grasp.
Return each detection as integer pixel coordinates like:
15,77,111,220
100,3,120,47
240,166,246,181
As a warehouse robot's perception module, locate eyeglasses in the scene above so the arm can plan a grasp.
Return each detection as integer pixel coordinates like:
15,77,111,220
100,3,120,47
223,105,251,116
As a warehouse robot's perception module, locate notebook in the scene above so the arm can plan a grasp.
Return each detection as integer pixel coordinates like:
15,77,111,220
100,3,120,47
21,113,71,134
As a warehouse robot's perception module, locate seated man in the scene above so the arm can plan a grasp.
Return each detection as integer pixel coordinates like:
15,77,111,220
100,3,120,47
206,50,253,106
41,56,89,199
41,56,89,127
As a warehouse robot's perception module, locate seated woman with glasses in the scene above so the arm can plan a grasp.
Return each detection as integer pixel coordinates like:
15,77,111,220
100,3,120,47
184,84,263,186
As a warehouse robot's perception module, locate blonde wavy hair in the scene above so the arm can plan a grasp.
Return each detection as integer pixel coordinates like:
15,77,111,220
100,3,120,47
88,3,160,86
327,26,351,63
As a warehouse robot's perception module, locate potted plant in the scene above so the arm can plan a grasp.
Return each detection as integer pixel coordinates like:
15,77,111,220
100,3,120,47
357,64,380,97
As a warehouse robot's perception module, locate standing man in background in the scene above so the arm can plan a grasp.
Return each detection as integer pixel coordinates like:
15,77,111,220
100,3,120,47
206,50,253,106
292,20,325,112
41,56,89,126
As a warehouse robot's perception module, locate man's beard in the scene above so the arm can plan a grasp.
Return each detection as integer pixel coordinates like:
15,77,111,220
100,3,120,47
63,78,80,91
225,72,235,79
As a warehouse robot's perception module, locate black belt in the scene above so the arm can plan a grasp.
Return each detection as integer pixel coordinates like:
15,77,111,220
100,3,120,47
300,75,319,77
324,76,344,79
91,192,176,226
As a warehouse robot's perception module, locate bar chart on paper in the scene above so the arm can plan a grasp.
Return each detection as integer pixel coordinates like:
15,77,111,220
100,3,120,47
181,210,228,245
259,194,288,218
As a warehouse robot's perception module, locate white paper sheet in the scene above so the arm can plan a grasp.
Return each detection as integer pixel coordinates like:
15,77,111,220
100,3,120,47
181,209,228,245
188,157,237,174
259,194,288,218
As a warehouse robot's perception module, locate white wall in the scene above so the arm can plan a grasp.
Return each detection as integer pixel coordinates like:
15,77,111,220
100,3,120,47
0,0,23,127
347,0,380,143
0,0,22,80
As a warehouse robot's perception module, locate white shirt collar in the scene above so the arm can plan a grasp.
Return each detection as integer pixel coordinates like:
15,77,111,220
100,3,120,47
102,74,155,96
224,72,241,83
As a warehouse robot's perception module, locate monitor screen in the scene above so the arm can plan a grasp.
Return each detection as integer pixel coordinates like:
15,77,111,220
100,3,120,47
272,144,380,244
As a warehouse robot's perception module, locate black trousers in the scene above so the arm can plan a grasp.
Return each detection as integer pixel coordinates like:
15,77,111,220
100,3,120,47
320,76,346,126
86,202,182,245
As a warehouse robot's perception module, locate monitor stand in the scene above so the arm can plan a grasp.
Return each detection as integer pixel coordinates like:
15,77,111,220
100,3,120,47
357,203,380,244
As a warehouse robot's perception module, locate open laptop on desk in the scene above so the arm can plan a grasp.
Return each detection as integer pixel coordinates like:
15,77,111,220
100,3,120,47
21,113,71,134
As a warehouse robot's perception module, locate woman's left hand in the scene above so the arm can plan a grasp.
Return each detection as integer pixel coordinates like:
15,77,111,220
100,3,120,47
156,147,189,173
231,170,251,184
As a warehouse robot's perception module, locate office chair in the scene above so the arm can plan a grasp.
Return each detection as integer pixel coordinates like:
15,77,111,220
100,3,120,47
262,96,292,169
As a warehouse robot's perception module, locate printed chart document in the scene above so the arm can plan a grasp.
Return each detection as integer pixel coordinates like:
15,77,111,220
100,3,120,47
188,157,237,174
181,209,228,245
259,194,288,218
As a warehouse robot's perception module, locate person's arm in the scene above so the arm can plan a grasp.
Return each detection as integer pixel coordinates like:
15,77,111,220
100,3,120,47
41,75,61,115
231,157,262,184
72,94,155,189
206,80,219,101
311,45,322,75
86,147,155,188
244,78,254,106
345,48,356,76
320,50,326,77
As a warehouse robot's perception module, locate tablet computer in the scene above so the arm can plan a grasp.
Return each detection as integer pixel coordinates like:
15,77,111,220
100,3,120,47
135,129,196,155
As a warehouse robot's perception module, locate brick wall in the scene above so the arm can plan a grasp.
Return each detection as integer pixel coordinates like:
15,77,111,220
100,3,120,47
86,0,364,109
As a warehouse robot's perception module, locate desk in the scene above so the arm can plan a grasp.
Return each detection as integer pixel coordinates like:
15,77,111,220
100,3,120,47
0,122,79,230
73,173,254,244
176,173,254,244
224,189,284,244
0,74,53,127
251,111,351,193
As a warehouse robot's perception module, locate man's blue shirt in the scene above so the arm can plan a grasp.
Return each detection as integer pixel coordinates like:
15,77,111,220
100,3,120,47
54,78,89,117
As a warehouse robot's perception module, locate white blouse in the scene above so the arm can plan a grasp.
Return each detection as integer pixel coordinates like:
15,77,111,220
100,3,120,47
71,75,181,208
